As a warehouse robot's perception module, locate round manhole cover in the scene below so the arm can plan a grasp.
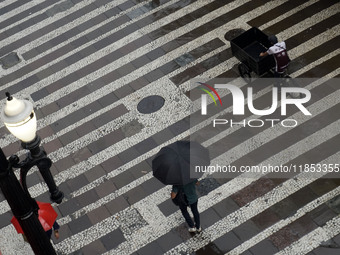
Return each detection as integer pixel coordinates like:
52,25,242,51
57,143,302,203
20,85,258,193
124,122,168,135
137,95,165,114
224,28,245,41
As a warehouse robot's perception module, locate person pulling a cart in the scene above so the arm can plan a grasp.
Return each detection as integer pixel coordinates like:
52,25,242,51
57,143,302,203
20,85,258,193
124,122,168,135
259,35,291,78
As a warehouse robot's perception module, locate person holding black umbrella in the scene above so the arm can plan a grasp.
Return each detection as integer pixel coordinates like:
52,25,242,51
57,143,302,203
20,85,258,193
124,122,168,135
152,140,210,233
171,180,201,233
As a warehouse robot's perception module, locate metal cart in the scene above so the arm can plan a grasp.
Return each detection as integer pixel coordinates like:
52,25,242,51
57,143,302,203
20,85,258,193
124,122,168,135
230,27,276,81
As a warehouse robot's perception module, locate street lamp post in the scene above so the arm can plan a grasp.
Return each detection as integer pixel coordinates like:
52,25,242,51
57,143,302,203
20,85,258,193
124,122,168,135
1,92,63,203
0,149,57,255
0,92,64,254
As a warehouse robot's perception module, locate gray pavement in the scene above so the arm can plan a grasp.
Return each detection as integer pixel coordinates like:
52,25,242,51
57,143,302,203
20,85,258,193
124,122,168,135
0,0,339,254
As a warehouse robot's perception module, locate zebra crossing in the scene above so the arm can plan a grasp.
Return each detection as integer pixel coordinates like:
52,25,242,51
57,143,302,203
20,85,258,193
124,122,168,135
0,0,339,254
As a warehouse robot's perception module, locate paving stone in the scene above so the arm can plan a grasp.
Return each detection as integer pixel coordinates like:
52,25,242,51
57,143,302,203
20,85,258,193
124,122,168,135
270,197,299,219
105,196,130,215
26,171,42,188
103,6,120,18
53,155,76,173
129,161,151,180
289,214,318,237
309,179,339,196
56,224,73,242
71,147,92,164
101,156,123,173
309,204,338,226
0,52,21,69
94,179,117,198
174,53,196,67
132,55,152,69
123,185,148,205
45,0,75,17
81,239,107,255
144,68,165,83
326,194,340,214
76,121,97,138
40,102,60,116
117,147,141,165
212,197,240,218
158,198,178,217
140,177,165,195
59,129,80,146
196,242,223,255
233,220,260,241
84,165,107,182
87,206,111,225
87,131,122,154
289,186,319,207
67,174,89,193
0,212,12,228
313,247,340,255
76,189,100,208
151,128,176,145
136,241,165,255
213,231,242,253
196,178,221,196
200,207,222,229
249,239,278,255
269,226,299,250
114,84,135,99
252,209,280,231
231,178,276,207
58,198,82,217
68,214,92,235
100,229,126,250
333,233,340,246
168,118,190,136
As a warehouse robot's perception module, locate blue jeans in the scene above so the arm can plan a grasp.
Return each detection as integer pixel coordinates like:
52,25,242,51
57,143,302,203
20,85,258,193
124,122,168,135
179,201,200,229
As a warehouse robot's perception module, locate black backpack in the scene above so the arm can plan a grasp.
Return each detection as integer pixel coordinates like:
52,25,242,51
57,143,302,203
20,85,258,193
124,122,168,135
172,188,189,207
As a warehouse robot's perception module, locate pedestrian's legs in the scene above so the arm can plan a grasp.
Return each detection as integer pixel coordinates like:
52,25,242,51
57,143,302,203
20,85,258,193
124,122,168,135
189,201,200,229
179,204,195,228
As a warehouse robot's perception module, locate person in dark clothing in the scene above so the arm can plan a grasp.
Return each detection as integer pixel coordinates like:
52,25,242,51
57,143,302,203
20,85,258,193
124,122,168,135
259,35,290,76
46,221,60,239
171,180,201,233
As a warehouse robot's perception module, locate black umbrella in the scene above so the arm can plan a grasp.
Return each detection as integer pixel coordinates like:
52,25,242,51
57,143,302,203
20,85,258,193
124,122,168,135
152,140,210,185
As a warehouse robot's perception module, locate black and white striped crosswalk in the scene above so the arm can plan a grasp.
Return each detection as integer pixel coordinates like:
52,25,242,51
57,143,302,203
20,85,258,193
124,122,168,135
0,0,339,254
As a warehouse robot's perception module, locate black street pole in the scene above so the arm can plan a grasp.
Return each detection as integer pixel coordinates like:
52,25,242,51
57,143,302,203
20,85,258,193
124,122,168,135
11,135,64,204
0,148,57,255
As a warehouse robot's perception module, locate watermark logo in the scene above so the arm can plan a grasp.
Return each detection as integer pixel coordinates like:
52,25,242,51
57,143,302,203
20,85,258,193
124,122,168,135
198,82,222,115
201,84,311,116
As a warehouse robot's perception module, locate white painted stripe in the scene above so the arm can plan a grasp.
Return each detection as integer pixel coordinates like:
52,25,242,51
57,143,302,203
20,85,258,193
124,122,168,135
259,0,319,30
52,95,340,253
0,0,19,9
3,0,330,146
32,0,243,109
226,186,340,255
0,0,334,147
275,215,340,255
55,72,340,222
0,48,338,218
0,0,216,90
16,0,154,56
0,0,64,35
163,153,340,255
0,1,339,254
30,0,331,117
0,0,115,46
1,0,320,197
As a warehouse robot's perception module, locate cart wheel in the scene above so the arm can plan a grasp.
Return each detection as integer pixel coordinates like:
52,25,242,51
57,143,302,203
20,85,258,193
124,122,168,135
238,63,251,82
